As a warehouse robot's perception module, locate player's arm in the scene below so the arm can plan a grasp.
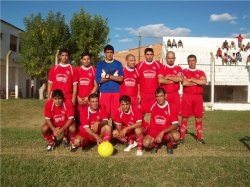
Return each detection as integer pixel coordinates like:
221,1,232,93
190,76,207,85
182,77,197,86
59,118,74,134
85,127,102,143
137,84,141,103
47,82,52,100
90,80,99,94
72,83,77,105
158,74,174,84
166,73,184,83
45,118,57,132
109,75,124,82
114,123,123,136
125,121,142,131
155,123,179,143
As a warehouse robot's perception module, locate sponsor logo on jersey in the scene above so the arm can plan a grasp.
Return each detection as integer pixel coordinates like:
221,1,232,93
143,70,156,78
124,78,136,87
88,73,92,77
56,74,68,83
155,115,166,125
79,78,90,86
54,114,65,123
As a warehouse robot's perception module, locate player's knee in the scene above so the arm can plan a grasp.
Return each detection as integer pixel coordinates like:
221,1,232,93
74,136,83,147
69,124,77,134
112,130,119,137
134,127,142,135
143,138,150,148
41,123,50,133
172,131,180,142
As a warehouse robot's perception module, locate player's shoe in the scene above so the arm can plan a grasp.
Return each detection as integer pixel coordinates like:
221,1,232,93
69,144,77,152
124,141,137,152
167,147,173,155
62,137,70,147
197,138,206,144
47,142,55,151
136,149,143,156
150,147,158,154
178,139,185,145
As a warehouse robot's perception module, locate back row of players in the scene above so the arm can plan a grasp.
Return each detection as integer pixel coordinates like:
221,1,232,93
42,45,207,156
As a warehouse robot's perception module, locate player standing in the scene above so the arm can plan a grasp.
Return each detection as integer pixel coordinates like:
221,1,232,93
143,88,180,154
41,89,77,151
180,54,207,144
71,93,112,152
95,45,124,118
158,51,183,114
112,95,149,156
136,48,163,113
120,54,140,106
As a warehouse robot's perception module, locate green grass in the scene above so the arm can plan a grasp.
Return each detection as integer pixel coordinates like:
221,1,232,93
1,99,250,186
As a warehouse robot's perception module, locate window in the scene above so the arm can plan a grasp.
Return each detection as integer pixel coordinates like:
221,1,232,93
10,34,18,52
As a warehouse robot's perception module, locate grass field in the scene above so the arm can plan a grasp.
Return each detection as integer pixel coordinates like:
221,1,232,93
1,99,250,186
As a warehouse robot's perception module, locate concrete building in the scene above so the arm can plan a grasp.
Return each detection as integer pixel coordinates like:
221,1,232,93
0,19,32,99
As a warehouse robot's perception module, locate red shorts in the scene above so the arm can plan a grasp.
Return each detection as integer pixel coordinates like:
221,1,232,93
146,129,170,141
99,92,120,118
139,93,156,113
166,91,181,114
181,93,204,118
77,127,101,142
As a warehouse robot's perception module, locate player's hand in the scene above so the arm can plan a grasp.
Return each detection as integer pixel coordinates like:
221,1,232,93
155,132,164,143
53,127,61,137
95,135,103,145
120,128,127,137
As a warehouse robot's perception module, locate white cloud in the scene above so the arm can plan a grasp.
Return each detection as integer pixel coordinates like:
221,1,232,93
240,27,246,31
210,13,237,22
118,38,133,43
114,27,122,31
114,34,120,38
230,20,237,25
242,15,250,19
231,32,250,39
124,24,191,38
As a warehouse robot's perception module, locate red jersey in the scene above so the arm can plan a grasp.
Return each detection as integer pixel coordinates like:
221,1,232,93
44,99,74,127
120,67,139,97
77,66,96,98
113,106,143,127
80,105,109,129
150,101,178,132
48,64,78,99
136,60,162,94
183,68,206,94
159,64,183,93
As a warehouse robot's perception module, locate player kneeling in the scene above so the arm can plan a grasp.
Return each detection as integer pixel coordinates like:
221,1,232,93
41,89,77,151
71,93,112,152
143,88,180,155
113,95,149,156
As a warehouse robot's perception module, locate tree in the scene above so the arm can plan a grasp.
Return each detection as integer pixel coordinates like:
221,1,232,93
70,8,109,66
19,11,70,99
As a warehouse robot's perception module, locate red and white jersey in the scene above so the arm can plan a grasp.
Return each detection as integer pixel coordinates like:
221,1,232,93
149,101,178,132
113,106,142,127
48,64,78,99
159,64,183,93
120,66,139,97
44,99,74,127
77,66,96,98
136,60,162,94
183,68,206,94
80,105,109,129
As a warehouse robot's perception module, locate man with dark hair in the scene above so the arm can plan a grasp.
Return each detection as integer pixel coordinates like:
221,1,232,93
120,54,140,106
136,48,163,113
113,95,149,156
72,93,112,152
96,45,124,118
143,88,180,154
180,54,207,145
41,89,77,151
47,48,78,105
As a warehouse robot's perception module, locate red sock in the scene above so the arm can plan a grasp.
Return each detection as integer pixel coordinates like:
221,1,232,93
128,139,134,145
195,121,203,140
136,135,143,150
180,121,188,139
102,133,112,142
43,133,54,144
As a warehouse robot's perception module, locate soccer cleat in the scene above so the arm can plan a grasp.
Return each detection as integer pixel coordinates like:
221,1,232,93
167,147,173,155
47,142,55,151
197,138,206,144
178,139,185,145
150,147,158,154
136,150,143,156
124,141,137,152
62,137,70,147
69,144,77,152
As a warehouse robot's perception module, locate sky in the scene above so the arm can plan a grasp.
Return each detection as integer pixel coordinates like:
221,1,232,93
1,0,250,52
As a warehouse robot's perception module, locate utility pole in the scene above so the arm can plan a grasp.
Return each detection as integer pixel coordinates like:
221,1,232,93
138,32,141,62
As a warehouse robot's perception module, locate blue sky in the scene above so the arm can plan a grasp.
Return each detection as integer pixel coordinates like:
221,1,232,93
1,1,250,51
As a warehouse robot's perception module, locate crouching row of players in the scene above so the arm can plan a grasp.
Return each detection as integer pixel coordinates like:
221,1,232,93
42,88,180,156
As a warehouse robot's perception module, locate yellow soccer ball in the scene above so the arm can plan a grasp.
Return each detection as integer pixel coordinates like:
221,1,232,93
97,142,114,157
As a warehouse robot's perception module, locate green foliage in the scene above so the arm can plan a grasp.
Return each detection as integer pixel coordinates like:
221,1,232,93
19,12,70,81
70,8,109,66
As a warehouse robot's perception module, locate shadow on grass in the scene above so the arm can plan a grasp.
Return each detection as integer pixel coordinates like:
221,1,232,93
186,129,197,140
239,136,250,151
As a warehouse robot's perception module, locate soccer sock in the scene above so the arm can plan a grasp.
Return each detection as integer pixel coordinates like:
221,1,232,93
180,121,188,139
195,121,203,140
69,132,76,144
136,135,143,150
102,133,112,142
128,139,134,145
150,142,159,149
43,133,54,144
